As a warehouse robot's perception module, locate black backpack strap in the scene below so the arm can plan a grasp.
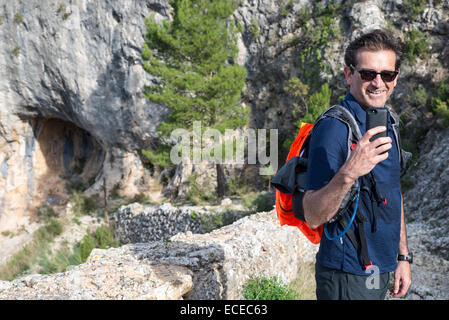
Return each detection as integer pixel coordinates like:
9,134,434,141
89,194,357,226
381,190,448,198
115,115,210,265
337,189,372,269
315,105,362,161
386,106,412,176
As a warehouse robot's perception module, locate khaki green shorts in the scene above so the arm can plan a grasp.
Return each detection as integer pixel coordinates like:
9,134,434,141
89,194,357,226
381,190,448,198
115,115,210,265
315,263,390,300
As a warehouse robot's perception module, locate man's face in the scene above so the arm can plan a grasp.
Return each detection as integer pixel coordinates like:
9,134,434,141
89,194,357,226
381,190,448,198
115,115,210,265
344,49,399,108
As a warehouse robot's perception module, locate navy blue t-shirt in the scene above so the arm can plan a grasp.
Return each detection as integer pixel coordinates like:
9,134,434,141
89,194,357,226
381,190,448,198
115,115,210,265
305,93,402,276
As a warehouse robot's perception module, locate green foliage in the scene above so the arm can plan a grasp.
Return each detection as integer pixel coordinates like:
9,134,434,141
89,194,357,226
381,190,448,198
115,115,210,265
142,0,248,167
78,225,119,263
79,232,96,262
0,218,64,280
249,18,260,37
242,275,299,300
70,191,98,216
408,87,428,106
35,218,63,242
37,205,58,221
95,225,119,249
285,78,332,127
301,83,332,124
241,192,274,213
14,13,22,23
185,172,212,204
141,145,172,169
404,29,430,66
12,46,20,57
430,81,449,126
402,0,427,20
199,210,248,233
226,176,251,195
296,0,342,88
37,246,81,275
284,1,340,132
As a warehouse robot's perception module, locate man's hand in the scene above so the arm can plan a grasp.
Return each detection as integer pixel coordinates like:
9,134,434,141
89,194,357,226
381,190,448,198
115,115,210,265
390,261,411,298
340,126,392,182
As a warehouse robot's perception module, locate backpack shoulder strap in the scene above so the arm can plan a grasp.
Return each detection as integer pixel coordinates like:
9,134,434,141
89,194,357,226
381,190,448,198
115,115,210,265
386,106,412,174
314,104,362,161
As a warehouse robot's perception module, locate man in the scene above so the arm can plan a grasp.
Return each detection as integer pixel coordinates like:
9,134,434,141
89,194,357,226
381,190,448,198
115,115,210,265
302,29,412,300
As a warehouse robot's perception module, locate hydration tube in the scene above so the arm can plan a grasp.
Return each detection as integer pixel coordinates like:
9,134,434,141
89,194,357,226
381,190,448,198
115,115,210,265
324,186,361,241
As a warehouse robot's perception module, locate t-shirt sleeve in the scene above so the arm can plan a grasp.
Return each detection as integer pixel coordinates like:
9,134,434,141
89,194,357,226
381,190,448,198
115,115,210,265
305,117,349,191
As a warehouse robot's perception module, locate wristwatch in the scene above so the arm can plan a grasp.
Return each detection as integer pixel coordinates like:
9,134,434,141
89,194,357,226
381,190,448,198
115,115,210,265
398,252,413,264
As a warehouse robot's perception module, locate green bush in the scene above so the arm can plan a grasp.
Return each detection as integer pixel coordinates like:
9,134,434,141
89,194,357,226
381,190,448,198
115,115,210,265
430,81,449,126
242,276,299,300
300,83,332,125
199,211,239,233
79,232,96,262
402,0,427,20
404,29,430,66
78,225,119,262
95,225,119,249
409,87,428,106
37,246,81,275
35,218,63,242
70,191,98,216
37,205,57,221
248,18,260,37
14,13,22,23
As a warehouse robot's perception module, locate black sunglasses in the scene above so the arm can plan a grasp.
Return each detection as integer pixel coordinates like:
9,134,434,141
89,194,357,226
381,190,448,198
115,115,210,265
349,64,399,82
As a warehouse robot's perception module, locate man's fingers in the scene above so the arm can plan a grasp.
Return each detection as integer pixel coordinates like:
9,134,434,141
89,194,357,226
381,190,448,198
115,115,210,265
364,126,387,141
372,136,392,148
376,143,392,154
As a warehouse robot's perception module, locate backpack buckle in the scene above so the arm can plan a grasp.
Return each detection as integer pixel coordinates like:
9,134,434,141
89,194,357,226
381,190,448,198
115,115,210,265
364,261,374,270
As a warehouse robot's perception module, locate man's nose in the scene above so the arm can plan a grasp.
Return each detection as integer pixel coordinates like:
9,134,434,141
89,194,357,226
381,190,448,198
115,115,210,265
371,74,384,87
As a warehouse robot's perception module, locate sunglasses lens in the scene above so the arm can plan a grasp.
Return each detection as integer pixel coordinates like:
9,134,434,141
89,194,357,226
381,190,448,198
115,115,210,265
359,70,377,81
380,71,397,82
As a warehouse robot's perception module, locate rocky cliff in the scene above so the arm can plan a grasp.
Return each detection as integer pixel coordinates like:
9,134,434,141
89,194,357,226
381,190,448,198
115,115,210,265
0,0,174,234
1,0,449,300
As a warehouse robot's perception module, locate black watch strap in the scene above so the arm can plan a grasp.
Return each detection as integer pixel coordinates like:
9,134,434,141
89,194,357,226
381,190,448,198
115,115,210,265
398,252,413,264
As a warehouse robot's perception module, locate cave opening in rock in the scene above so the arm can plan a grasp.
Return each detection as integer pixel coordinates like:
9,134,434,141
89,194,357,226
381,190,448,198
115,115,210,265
33,118,105,205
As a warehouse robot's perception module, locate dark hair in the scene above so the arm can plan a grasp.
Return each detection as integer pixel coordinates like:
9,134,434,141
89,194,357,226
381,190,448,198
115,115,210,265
345,29,403,71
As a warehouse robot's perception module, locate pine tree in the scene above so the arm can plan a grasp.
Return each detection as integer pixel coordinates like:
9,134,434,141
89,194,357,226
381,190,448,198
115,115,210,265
142,0,248,198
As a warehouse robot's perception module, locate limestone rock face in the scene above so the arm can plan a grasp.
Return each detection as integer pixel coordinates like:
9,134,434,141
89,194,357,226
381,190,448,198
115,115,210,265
0,210,318,300
404,127,449,260
0,0,171,231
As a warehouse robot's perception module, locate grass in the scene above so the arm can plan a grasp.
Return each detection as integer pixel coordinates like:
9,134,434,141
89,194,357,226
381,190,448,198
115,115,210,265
0,222,120,280
0,217,63,280
242,262,316,300
289,262,317,299
242,276,299,300
0,189,120,281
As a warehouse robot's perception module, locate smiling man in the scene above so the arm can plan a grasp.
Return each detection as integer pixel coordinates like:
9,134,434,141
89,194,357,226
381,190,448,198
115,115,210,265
302,29,412,300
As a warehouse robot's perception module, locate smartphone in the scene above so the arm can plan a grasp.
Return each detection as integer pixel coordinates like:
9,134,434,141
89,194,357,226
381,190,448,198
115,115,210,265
366,107,388,142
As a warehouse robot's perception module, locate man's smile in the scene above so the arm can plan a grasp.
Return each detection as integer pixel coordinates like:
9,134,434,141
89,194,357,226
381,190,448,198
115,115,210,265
366,88,387,96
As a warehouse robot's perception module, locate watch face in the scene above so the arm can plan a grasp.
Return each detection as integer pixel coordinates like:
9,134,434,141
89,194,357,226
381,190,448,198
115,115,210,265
399,253,413,263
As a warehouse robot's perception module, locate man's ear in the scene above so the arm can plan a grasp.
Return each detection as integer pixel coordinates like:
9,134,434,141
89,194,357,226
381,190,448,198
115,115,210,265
343,65,353,86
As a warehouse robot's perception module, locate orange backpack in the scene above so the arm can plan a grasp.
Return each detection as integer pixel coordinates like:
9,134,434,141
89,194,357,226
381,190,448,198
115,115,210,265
274,122,323,244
